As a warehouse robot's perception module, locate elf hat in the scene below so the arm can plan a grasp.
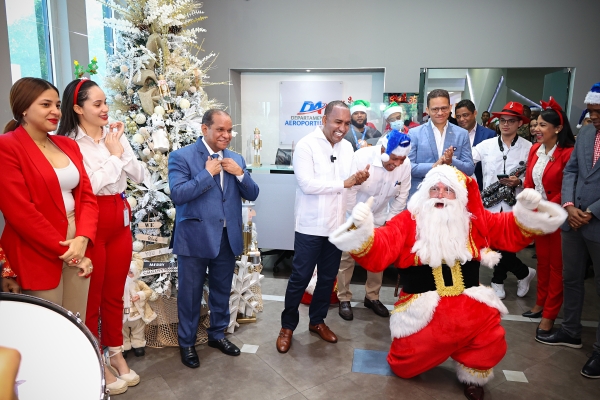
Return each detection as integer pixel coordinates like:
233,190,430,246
383,102,404,120
380,129,411,162
576,110,590,129
584,82,600,105
350,99,370,115
491,101,530,124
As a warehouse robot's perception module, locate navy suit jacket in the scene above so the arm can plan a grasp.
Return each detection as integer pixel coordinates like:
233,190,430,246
407,121,475,196
473,124,497,190
168,138,259,259
561,124,600,242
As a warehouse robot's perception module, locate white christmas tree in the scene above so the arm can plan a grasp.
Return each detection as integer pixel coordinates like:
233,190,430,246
101,0,227,293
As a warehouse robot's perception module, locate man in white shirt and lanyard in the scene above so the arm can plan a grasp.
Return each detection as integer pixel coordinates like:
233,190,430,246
337,130,412,321
472,101,535,300
344,99,382,151
277,101,370,353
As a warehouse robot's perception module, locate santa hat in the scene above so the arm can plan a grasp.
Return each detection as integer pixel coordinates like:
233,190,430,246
411,165,501,268
380,130,411,162
584,82,600,105
350,99,370,115
383,102,404,120
577,110,590,129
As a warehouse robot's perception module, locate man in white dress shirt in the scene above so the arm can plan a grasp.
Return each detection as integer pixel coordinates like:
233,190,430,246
472,101,535,300
337,130,412,321
277,101,370,353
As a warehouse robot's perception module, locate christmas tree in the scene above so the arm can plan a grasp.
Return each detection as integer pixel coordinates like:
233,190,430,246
101,0,226,296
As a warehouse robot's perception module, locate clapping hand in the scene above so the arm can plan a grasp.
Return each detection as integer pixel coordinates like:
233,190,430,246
354,164,370,185
433,146,454,167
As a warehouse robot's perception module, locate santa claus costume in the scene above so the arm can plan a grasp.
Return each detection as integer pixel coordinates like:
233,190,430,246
330,165,567,399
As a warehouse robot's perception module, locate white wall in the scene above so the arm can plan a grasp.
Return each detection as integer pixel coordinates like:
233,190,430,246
239,71,384,164
200,0,600,126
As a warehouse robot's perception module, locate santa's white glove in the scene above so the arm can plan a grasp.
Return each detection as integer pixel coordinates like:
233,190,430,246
351,196,374,227
516,188,541,210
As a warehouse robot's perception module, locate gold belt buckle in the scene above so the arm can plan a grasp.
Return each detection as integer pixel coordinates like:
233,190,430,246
124,307,130,315
431,261,465,297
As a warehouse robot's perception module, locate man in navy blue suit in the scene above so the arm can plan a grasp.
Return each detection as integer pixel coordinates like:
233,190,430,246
168,109,259,368
455,99,497,190
407,89,474,197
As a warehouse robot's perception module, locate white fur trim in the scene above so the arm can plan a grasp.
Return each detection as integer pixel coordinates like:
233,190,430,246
463,285,509,315
137,291,147,302
584,92,600,105
380,153,390,162
513,199,567,235
329,213,375,253
391,144,411,157
389,291,440,339
305,268,318,295
350,104,368,114
479,248,501,269
384,105,403,120
455,361,494,386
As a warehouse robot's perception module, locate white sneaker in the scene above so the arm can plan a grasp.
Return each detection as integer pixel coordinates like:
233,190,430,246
106,377,128,395
491,282,505,299
517,267,537,297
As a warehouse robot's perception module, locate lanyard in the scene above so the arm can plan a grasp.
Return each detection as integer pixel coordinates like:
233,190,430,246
351,126,367,148
498,135,519,174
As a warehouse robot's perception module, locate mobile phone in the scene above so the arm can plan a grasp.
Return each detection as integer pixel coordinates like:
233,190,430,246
497,174,509,180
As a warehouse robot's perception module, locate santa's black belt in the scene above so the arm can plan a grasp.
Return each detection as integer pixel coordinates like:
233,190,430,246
399,260,480,297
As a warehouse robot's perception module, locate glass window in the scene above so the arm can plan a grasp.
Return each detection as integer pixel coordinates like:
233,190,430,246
5,0,53,82
85,0,114,82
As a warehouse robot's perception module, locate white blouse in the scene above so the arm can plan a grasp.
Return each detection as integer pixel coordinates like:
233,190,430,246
73,126,145,195
54,159,80,213
532,143,557,200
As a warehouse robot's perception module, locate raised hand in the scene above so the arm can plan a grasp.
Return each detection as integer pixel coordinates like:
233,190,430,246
351,196,374,227
206,156,222,177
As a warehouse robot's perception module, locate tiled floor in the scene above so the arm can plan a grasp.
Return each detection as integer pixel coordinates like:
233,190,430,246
119,248,600,399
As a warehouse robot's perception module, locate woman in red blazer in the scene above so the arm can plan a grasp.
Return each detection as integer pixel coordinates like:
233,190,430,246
0,78,98,320
522,98,575,339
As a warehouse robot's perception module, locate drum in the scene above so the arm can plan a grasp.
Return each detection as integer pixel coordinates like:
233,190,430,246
0,293,107,399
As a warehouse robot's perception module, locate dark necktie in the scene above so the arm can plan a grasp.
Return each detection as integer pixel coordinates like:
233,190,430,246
211,153,221,188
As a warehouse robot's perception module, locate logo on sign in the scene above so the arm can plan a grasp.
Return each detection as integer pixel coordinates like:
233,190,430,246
297,101,327,115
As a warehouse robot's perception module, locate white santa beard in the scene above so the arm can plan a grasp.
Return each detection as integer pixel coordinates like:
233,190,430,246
411,198,472,267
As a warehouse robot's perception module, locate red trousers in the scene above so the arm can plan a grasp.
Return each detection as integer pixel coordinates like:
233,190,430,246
534,229,563,320
388,295,506,379
85,194,132,347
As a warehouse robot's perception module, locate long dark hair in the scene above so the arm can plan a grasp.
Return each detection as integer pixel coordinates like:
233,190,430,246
3,78,59,133
57,79,100,137
538,109,575,148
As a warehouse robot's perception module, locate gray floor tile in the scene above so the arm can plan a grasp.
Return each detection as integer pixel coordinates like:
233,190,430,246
118,376,177,400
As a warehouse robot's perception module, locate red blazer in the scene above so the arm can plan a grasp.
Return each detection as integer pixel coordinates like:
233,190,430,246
523,143,574,205
0,126,98,290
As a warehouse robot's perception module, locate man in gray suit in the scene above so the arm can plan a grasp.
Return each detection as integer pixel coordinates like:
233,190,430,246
536,82,600,379
407,89,474,197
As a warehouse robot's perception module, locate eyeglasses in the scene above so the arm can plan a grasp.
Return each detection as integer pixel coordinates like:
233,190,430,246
429,106,450,114
499,118,519,125
429,186,456,197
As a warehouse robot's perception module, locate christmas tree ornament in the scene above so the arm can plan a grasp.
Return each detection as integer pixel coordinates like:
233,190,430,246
132,133,145,144
127,196,138,209
132,241,144,252
179,99,190,110
153,106,166,116
135,114,147,125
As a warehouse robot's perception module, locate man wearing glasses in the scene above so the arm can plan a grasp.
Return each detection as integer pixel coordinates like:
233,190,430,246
472,101,535,300
407,89,474,197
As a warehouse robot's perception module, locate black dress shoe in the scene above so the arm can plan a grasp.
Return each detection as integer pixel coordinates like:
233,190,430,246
133,347,145,357
122,349,129,359
522,309,543,318
207,338,240,356
535,319,554,336
535,328,582,348
581,351,600,379
179,346,200,368
339,301,353,321
364,298,390,317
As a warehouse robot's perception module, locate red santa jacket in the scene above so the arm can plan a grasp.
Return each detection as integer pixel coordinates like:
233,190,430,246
0,126,98,290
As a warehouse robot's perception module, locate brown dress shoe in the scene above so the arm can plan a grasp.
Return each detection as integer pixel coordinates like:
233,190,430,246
463,384,484,400
276,328,293,353
309,323,338,343
364,297,390,317
339,301,353,321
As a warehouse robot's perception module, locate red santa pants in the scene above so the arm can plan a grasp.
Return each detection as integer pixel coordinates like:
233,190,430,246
535,229,563,320
85,194,132,347
388,295,506,379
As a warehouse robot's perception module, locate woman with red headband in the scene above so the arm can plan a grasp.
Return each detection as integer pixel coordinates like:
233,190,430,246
0,77,97,310
58,78,145,395
522,97,575,340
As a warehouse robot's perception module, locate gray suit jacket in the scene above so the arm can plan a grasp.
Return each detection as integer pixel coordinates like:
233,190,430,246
561,124,600,242
407,121,474,196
